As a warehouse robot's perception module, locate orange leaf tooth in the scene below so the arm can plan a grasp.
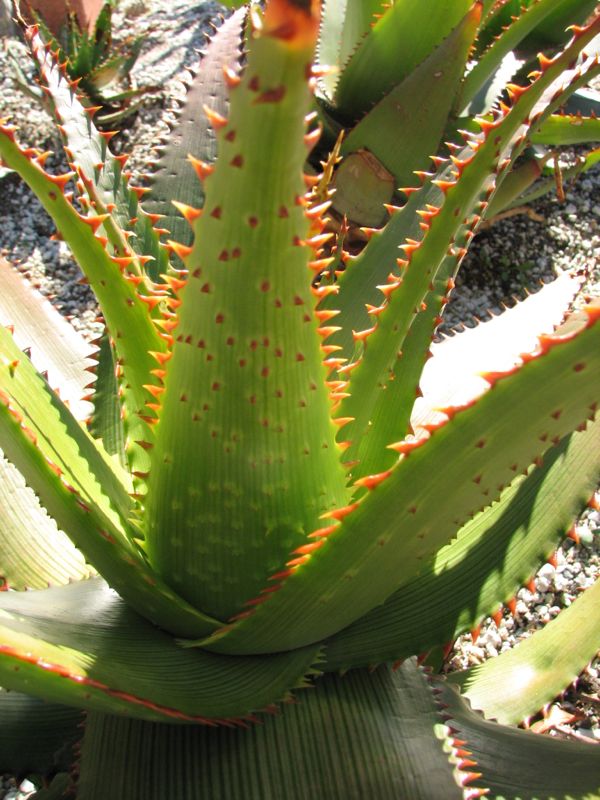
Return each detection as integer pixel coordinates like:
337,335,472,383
315,309,340,322
172,201,202,224
388,435,429,455
309,257,335,273
166,240,193,261
470,624,481,643
492,607,503,627
164,274,188,292
293,540,325,555
143,384,165,398
332,416,354,427
188,155,215,180
322,503,359,523
203,104,228,129
507,597,517,616
268,568,296,582
442,641,455,659
547,551,558,568
149,350,173,365
311,284,339,298
463,789,490,799
223,65,241,88
353,470,392,490
459,772,483,788
566,525,580,545
286,555,309,567
306,523,339,540
352,326,376,342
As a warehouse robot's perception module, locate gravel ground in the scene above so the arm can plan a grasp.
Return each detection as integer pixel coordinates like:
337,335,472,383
0,1,599,795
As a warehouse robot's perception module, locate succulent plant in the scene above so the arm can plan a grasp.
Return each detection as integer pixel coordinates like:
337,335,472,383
0,0,599,797
11,0,153,127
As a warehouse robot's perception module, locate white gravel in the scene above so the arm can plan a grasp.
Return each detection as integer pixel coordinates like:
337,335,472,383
0,1,598,795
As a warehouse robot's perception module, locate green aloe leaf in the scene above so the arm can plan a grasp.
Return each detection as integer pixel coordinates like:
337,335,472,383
0,257,97,423
460,0,573,112
317,0,389,99
143,8,247,257
530,112,600,145
509,147,600,210
201,302,600,654
144,2,351,620
448,574,600,725
0,323,131,526
0,453,92,590
87,333,126,464
0,122,165,485
323,418,600,670
27,26,169,280
341,3,481,188
77,662,462,800
435,678,600,800
333,0,471,119
0,325,219,637
482,153,545,219
0,690,82,777
0,579,319,723
333,22,600,480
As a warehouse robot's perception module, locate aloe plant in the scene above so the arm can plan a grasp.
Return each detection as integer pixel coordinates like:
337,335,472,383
0,1,599,797
11,0,152,127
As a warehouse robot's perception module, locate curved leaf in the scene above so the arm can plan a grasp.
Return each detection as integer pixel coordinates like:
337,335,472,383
0,579,319,723
323,419,600,670
448,574,600,725
77,663,462,800
0,453,92,590
436,678,600,800
0,257,96,423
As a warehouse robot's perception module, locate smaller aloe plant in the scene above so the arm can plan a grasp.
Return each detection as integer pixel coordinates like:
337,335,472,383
12,0,153,126
0,1,599,798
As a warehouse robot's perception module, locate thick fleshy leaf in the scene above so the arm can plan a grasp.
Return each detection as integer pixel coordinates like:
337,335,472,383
530,112,600,145
144,0,351,620
0,579,319,723
0,453,92,590
0,689,82,777
0,323,131,526
504,146,600,210
448,574,600,725
144,9,246,257
0,121,164,484
317,0,384,99
0,258,96,422
87,334,126,464
333,0,471,119
200,301,600,654
322,419,600,670
341,4,480,188
460,0,571,112
435,678,600,800
0,325,219,637
77,663,462,800
331,24,600,480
